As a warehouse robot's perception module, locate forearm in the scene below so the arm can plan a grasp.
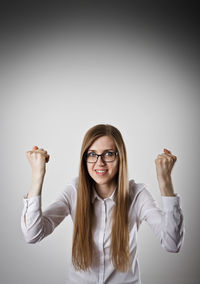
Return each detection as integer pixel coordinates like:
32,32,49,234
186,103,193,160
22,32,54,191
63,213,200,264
27,174,45,198
158,176,177,196
21,195,51,243
161,195,184,252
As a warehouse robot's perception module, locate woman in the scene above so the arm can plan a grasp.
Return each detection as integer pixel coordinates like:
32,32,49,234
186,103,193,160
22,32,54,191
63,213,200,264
21,124,184,284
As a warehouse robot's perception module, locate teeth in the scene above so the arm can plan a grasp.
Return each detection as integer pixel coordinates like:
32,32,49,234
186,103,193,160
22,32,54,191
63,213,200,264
96,170,106,173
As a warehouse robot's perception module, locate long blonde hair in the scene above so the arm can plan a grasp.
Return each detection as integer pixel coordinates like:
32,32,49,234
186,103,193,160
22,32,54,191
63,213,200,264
72,124,131,272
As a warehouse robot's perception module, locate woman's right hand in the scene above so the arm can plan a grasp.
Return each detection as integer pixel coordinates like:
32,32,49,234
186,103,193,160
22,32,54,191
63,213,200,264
26,146,50,178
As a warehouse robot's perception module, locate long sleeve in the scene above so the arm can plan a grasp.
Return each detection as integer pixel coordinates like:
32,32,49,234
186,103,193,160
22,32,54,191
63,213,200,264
137,187,185,252
21,190,71,244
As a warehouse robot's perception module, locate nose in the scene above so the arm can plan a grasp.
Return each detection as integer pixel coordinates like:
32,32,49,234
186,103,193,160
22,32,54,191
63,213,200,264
96,155,106,166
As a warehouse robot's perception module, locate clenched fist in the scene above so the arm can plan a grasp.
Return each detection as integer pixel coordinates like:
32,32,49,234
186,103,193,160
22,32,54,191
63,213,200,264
26,146,50,178
155,148,177,180
154,148,177,196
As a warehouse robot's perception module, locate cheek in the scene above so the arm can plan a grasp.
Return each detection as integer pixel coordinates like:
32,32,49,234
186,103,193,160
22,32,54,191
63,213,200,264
87,164,93,175
110,162,119,174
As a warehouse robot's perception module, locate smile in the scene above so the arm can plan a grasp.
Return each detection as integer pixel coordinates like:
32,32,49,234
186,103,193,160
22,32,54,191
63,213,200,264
95,170,108,176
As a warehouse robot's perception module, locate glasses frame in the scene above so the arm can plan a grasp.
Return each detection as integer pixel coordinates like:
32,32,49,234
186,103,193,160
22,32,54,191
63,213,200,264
85,151,119,163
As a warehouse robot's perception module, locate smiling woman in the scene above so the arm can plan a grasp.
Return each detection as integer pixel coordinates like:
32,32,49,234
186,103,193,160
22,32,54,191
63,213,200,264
21,123,185,284
72,125,131,274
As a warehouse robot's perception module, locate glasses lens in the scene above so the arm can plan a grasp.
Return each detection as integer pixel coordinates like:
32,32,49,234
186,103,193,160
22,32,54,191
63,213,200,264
86,152,97,163
103,151,116,162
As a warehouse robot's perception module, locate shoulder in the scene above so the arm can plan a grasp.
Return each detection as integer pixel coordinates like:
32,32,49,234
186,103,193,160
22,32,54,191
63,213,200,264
58,176,78,202
129,178,150,203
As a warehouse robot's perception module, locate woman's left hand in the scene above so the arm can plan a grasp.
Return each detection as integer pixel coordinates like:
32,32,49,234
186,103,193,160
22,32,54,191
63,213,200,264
155,149,177,196
155,148,177,180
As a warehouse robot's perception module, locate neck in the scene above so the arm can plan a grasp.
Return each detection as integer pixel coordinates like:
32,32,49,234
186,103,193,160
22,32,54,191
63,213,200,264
95,180,117,199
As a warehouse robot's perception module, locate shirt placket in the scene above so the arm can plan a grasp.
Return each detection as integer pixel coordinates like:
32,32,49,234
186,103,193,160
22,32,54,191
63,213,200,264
98,199,106,284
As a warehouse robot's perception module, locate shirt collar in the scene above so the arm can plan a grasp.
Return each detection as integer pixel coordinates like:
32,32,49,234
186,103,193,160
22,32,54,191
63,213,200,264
91,184,117,204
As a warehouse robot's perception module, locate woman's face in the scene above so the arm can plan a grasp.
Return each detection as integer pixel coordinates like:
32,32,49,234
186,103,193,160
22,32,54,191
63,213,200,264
86,136,119,189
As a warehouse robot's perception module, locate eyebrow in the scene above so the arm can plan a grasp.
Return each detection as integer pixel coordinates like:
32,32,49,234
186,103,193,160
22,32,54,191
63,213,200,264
88,148,115,152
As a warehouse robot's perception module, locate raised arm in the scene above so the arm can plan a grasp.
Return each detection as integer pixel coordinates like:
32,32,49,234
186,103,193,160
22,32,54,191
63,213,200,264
25,145,49,198
137,148,184,252
21,146,70,243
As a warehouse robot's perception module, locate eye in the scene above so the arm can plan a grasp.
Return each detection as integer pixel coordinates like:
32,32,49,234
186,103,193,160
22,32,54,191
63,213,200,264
88,152,96,157
104,151,114,156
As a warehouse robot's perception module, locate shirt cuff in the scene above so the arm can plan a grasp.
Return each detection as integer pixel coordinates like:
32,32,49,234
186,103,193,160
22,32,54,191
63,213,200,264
23,194,41,211
161,194,181,211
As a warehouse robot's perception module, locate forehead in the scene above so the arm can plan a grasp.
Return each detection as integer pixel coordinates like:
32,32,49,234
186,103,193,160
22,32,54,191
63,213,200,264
88,136,116,151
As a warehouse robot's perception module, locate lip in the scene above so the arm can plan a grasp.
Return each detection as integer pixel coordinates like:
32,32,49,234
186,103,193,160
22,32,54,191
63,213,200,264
95,170,108,176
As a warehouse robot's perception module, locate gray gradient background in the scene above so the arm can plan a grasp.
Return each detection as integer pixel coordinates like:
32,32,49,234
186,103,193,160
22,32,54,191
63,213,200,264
1,1,200,284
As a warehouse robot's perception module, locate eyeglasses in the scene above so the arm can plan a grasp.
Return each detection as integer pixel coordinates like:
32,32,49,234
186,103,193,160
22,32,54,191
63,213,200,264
85,151,119,163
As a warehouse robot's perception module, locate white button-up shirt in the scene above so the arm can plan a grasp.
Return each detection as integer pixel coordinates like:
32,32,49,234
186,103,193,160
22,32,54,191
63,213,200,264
21,177,184,284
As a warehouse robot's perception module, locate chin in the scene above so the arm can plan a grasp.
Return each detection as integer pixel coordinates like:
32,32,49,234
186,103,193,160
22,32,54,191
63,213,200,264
93,175,115,185
93,177,107,184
